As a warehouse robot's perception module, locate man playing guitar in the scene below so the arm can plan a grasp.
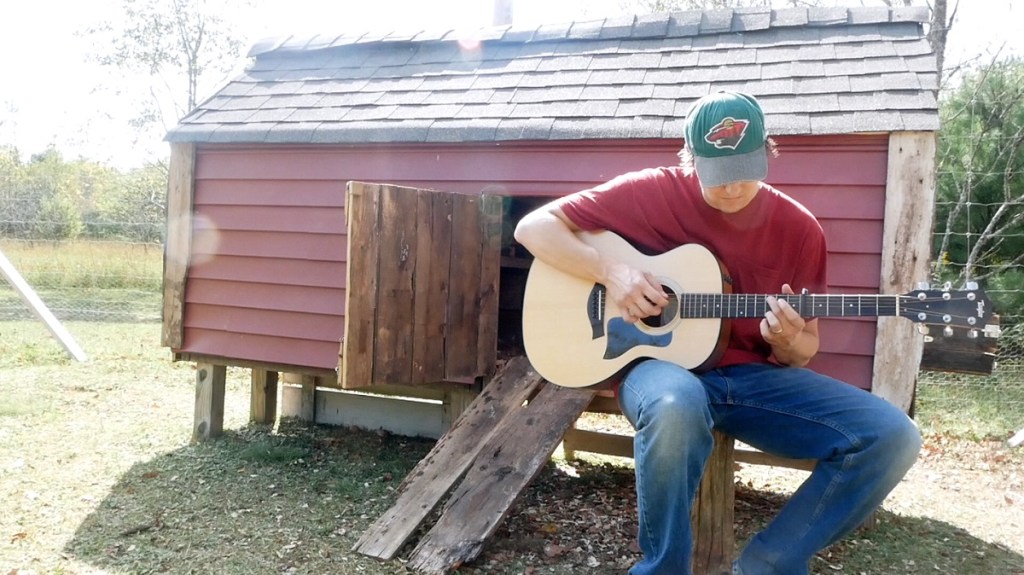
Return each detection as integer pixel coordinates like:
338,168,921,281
514,90,922,575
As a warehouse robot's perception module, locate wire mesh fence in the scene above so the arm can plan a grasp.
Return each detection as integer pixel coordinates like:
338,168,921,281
917,317,1024,437
915,273,1024,437
0,238,162,323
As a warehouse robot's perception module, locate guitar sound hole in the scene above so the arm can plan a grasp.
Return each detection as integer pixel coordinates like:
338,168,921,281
640,285,679,329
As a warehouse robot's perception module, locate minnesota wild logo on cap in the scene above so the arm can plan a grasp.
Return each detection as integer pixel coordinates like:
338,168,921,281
704,117,750,151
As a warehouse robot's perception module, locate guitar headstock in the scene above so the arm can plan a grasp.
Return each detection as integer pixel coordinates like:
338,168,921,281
900,282,1001,339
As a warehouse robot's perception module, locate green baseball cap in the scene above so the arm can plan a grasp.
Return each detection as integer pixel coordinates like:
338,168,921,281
683,91,768,188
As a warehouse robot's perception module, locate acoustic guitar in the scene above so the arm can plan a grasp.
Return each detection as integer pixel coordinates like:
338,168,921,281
521,231,999,388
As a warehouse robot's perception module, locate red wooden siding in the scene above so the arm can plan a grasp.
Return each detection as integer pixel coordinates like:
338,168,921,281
178,135,889,389
179,167,348,370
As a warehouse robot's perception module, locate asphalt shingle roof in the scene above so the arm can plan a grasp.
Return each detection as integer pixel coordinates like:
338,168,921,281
166,6,939,145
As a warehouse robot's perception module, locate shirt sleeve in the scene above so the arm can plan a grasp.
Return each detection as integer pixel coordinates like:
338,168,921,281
556,171,646,232
796,223,829,295
554,168,687,255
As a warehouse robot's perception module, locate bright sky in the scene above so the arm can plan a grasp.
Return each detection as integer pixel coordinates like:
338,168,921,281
0,0,1019,170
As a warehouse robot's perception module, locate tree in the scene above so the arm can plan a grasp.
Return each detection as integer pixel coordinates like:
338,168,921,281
0,147,167,242
927,0,953,80
0,101,15,144
85,0,248,135
90,165,168,242
0,145,29,237
21,149,86,241
934,57,1024,285
81,0,251,226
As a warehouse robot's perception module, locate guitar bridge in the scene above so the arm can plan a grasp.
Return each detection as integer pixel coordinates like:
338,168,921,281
587,284,606,341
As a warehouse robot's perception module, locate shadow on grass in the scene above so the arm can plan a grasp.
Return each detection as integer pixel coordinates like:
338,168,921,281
62,420,435,575
63,422,1024,575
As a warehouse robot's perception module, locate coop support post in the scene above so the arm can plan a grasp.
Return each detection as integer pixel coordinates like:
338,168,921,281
193,362,226,442
442,385,477,430
250,369,278,424
300,374,316,422
691,431,736,574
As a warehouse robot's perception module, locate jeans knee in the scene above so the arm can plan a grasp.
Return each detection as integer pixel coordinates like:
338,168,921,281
620,361,712,441
898,417,923,463
647,382,706,416
875,411,922,470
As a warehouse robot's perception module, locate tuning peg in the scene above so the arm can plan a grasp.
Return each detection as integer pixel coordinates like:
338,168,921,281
915,281,930,290
917,324,930,335
943,326,954,337
965,281,979,290
967,329,979,339
942,281,952,291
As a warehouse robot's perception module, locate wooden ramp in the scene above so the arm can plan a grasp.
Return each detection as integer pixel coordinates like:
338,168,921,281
353,356,596,574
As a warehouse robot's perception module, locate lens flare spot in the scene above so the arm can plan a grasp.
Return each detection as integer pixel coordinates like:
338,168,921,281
457,35,482,52
166,212,221,268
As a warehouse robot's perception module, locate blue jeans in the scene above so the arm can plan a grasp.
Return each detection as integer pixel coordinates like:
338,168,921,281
617,360,922,575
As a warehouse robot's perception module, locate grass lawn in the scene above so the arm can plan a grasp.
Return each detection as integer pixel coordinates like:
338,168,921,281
1,321,1022,575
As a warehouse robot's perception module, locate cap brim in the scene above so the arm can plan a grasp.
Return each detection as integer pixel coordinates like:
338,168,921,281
693,146,768,188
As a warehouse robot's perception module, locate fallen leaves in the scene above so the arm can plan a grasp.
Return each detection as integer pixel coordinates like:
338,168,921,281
542,543,566,558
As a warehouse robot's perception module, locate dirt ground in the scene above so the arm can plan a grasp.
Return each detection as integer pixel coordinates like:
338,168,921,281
867,438,1021,548
738,435,1023,552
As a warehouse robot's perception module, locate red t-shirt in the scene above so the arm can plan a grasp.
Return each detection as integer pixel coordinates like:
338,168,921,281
557,166,828,368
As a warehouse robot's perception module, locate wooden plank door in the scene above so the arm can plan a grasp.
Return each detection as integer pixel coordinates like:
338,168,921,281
341,182,502,389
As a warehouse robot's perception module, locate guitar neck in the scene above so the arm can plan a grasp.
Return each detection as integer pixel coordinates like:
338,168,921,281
678,293,902,319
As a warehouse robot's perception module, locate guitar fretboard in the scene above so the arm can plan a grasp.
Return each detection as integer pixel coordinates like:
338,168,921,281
677,294,902,319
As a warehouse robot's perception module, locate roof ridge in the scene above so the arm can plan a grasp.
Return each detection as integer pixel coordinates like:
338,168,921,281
248,5,929,58
175,4,938,145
